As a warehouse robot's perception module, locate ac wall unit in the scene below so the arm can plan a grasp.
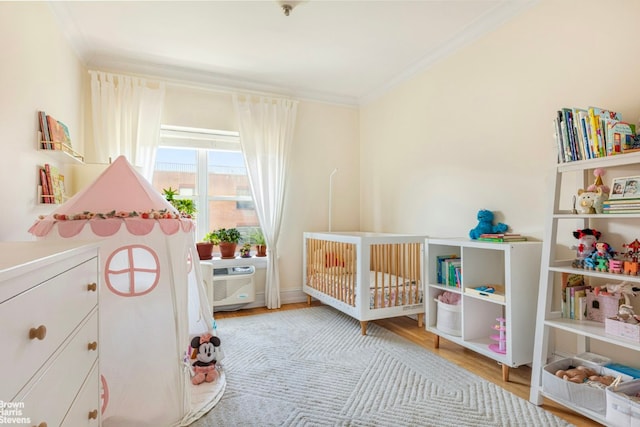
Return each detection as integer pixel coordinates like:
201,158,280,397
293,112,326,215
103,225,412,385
208,266,255,310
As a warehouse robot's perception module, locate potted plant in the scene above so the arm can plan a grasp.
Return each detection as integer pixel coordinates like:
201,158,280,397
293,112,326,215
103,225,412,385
196,231,219,260
163,187,196,218
239,242,252,258
251,228,267,257
212,228,241,259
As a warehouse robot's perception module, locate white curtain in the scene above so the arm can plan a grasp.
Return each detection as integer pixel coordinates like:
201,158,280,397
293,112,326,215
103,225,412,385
233,94,298,309
89,71,165,180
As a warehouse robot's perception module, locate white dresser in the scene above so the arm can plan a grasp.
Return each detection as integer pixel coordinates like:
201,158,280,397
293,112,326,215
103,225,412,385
0,241,100,426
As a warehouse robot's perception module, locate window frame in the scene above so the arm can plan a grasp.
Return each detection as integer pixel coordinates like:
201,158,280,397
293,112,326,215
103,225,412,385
156,125,254,239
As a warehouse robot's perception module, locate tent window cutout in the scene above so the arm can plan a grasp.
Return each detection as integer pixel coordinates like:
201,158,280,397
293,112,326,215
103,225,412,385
105,245,160,297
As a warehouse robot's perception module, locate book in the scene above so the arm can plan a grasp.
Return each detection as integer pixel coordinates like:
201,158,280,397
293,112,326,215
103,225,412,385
561,109,578,161
561,273,585,318
43,163,55,204
445,259,461,287
568,285,590,319
587,107,604,158
39,167,51,203
478,233,527,242
50,165,62,204
556,111,572,162
574,289,588,320
589,107,623,157
38,111,51,149
603,203,640,209
605,120,633,155
604,198,640,204
553,119,565,163
436,255,458,284
46,115,66,145
603,209,640,214
574,108,593,159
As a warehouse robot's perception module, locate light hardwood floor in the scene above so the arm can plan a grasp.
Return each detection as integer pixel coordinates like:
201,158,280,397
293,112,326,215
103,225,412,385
215,302,601,426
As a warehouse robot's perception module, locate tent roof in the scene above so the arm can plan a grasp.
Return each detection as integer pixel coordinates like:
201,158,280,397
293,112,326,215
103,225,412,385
29,156,194,238
56,155,174,214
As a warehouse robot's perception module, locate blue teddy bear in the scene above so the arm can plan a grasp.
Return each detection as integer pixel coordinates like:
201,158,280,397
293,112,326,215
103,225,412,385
469,209,508,239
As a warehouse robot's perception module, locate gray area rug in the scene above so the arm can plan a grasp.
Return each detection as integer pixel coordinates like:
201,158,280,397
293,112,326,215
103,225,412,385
190,306,572,427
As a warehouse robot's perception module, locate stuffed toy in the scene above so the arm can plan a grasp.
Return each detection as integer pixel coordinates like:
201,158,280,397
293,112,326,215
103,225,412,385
576,187,607,214
191,333,221,385
587,168,610,194
469,209,508,239
571,228,601,267
555,365,617,387
555,366,597,384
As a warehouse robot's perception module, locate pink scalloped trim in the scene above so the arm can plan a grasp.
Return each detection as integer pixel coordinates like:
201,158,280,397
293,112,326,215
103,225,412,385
29,217,194,238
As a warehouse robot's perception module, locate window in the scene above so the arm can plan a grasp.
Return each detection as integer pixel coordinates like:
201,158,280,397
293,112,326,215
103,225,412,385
152,126,259,240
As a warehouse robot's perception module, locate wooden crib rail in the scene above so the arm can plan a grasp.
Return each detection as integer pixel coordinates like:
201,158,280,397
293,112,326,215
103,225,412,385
370,242,422,309
306,238,357,306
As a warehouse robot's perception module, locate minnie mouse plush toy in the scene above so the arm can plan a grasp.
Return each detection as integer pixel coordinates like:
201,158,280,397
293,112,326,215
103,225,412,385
191,333,221,385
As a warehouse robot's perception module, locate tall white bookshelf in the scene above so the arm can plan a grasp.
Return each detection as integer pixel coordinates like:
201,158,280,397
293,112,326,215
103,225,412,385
529,151,640,424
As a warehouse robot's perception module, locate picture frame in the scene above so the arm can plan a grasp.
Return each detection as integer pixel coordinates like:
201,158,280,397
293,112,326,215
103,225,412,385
609,176,640,200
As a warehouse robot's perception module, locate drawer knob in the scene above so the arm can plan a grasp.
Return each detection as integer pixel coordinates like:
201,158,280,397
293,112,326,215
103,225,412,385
88,409,98,419
87,282,97,292
29,325,47,340
32,423,47,427
88,341,98,351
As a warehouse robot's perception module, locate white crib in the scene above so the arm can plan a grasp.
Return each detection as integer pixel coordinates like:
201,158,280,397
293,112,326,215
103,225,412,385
303,231,425,335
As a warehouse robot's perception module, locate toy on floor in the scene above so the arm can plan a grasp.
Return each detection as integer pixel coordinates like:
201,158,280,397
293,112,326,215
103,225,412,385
469,210,508,240
190,333,221,385
489,317,506,355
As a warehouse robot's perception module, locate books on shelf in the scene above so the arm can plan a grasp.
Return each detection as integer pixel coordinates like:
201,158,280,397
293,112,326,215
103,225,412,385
560,273,587,319
554,105,636,163
603,198,640,213
38,110,72,151
477,233,527,242
436,255,461,287
40,163,65,204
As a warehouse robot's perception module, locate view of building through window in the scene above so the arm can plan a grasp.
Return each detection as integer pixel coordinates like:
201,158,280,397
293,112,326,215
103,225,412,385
152,127,260,242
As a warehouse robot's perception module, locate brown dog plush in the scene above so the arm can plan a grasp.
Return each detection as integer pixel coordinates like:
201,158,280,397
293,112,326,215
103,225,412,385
555,366,597,383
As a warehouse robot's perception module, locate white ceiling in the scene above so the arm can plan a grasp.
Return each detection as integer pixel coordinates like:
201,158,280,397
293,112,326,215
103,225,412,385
49,0,535,106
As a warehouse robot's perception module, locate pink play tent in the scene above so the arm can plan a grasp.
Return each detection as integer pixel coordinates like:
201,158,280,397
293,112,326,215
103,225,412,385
29,156,224,426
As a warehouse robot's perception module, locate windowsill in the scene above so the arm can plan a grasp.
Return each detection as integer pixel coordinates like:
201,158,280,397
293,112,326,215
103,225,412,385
200,256,268,269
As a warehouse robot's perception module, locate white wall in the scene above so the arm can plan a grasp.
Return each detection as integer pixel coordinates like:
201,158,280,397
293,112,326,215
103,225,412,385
0,3,86,241
360,0,640,241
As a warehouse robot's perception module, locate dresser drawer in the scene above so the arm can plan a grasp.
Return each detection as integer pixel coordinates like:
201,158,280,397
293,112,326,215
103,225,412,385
17,309,98,426
62,360,100,427
0,256,98,399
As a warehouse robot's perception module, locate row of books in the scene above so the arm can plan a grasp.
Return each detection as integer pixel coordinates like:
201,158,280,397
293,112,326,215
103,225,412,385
477,233,527,242
561,273,587,320
436,255,461,287
39,163,65,204
38,110,71,150
554,106,638,163
603,198,640,214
